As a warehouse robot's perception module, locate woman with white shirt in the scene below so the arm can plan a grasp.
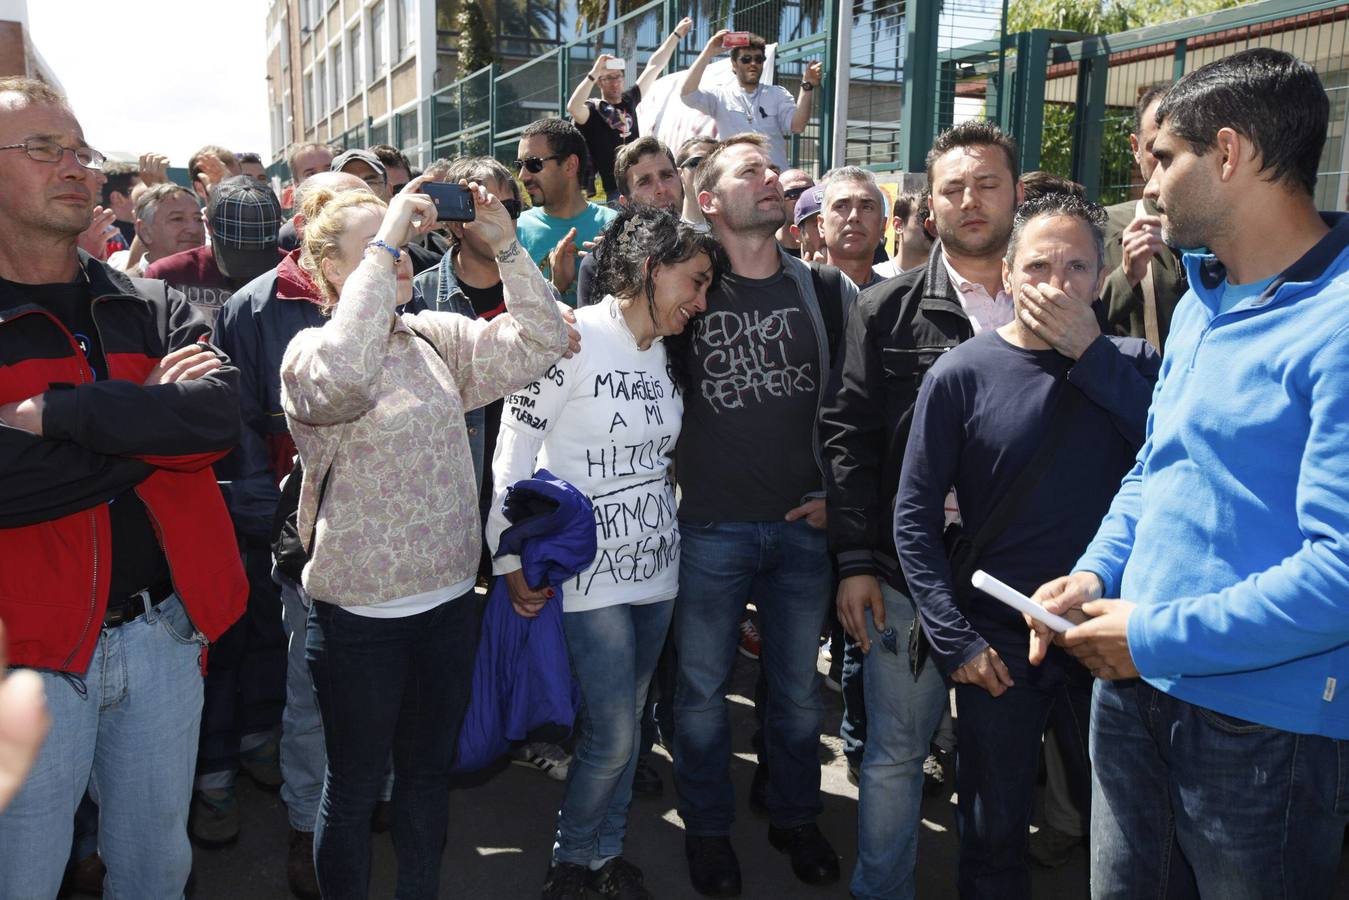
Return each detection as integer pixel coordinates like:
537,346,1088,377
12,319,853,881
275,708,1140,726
280,179,569,899
488,206,725,900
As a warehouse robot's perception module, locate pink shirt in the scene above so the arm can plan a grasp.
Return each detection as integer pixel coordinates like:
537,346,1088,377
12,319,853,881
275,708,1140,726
942,252,1014,334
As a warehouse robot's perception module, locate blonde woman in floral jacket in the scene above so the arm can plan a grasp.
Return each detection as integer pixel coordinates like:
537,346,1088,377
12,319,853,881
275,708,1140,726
280,178,570,900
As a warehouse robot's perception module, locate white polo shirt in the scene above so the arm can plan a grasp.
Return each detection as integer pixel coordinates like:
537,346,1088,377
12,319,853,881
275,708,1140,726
682,81,797,169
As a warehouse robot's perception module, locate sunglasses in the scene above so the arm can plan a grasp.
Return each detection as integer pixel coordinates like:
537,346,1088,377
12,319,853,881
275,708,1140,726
502,198,523,220
783,185,808,201
736,54,766,65
515,155,563,174
679,155,705,171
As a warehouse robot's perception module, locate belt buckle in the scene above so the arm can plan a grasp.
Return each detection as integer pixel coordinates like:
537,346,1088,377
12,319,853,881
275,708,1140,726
105,587,154,628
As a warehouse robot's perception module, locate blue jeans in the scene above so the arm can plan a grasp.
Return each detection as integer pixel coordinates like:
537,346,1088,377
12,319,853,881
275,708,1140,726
277,570,327,831
673,518,833,835
306,592,482,900
851,584,947,900
954,666,1092,900
0,595,205,900
554,599,674,866
1090,678,1349,900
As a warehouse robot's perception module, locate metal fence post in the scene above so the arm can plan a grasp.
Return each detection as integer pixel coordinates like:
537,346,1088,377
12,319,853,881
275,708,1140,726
823,0,840,171
1071,45,1109,200
1008,29,1049,173
1173,38,1188,80
900,0,940,172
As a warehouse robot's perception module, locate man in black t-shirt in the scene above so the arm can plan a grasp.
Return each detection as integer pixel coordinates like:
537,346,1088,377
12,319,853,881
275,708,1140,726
566,17,693,198
672,133,857,898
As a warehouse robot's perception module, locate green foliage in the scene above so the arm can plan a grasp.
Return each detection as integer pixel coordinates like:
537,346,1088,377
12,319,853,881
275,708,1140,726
1007,0,1244,35
456,0,497,77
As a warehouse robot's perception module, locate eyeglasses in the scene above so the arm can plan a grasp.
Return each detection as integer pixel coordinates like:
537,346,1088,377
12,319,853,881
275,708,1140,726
515,155,564,174
736,54,766,65
679,155,705,171
502,199,523,220
597,72,623,82
783,186,808,201
0,139,106,170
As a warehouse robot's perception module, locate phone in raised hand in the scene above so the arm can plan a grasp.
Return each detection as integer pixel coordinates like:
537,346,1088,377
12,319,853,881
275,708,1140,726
419,182,475,222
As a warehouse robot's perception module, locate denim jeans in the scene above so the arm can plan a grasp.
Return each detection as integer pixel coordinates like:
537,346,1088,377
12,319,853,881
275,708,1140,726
839,631,867,767
673,518,833,835
554,599,674,866
1090,678,1349,900
954,666,1092,900
851,584,947,900
306,592,482,900
277,569,327,831
0,595,205,900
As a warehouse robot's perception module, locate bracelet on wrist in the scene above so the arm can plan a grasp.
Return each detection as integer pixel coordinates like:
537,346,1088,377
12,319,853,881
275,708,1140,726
586,73,597,82
366,240,402,264
801,82,815,92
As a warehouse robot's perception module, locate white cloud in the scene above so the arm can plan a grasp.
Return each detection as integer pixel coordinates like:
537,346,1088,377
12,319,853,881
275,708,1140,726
26,0,273,167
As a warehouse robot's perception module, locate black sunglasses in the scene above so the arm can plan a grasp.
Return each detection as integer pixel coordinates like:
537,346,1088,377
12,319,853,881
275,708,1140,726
679,155,705,171
515,155,563,174
737,54,766,65
783,186,808,201
502,199,523,220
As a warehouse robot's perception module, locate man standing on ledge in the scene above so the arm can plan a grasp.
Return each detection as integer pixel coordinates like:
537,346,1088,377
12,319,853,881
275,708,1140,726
1031,48,1349,898
681,30,821,171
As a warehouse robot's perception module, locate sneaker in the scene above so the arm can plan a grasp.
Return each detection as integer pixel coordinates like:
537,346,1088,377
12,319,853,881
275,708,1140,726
923,747,952,796
189,787,240,848
767,822,840,886
286,829,320,900
631,756,663,798
541,862,590,900
737,616,761,660
512,742,572,781
239,737,283,791
589,857,652,899
1029,822,1083,868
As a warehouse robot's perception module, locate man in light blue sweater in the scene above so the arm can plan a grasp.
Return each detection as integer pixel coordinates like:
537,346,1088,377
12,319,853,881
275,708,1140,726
1029,48,1349,898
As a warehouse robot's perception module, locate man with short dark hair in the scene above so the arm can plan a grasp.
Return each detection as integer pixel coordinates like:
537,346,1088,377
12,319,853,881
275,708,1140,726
0,75,246,899
677,136,718,229
147,174,283,325
681,31,822,170
674,131,856,898
566,17,692,197
1099,83,1186,351
330,147,389,201
515,118,617,304
368,144,411,195
188,144,242,204
873,189,933,279
237,152,269,186
822,120,1025,899
1032,48,1349,898
99,159,140,245
775,168,814,257
575,136,683,307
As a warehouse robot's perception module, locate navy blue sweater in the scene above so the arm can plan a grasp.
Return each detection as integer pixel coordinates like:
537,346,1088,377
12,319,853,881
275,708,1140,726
894,330,1159,681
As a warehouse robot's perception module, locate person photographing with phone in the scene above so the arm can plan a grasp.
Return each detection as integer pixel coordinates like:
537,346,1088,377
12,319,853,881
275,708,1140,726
680,30,822,171
567,17,693,199
279,177,571,899
892,193,1157,899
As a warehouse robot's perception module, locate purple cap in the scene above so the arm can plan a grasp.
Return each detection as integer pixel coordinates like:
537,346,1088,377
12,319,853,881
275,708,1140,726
793,186,824,226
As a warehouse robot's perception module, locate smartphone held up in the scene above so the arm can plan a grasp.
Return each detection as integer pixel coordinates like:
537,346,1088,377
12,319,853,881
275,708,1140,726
420,182,475,222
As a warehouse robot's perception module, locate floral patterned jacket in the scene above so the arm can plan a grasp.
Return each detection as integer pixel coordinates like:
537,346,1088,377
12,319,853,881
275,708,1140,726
280,246,568,607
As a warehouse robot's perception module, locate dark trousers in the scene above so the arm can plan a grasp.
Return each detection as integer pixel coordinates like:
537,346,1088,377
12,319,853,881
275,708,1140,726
954,666,1092,900
306,592,483,900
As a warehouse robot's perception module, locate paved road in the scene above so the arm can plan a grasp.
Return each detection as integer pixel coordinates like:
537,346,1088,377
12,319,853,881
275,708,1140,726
69,650,1347,899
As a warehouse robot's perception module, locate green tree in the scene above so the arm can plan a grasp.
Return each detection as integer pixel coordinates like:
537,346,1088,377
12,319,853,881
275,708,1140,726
456,0,497,77
1008,0,1244,35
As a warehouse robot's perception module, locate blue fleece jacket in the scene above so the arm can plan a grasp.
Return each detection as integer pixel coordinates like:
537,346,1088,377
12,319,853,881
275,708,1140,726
1075,213,1349,739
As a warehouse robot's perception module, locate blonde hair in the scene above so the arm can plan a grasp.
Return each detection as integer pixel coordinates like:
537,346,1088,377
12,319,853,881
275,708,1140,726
298,188,387,311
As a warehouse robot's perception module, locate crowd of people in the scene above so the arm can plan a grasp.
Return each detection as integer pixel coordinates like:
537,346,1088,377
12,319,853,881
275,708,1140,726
0,37,1346,900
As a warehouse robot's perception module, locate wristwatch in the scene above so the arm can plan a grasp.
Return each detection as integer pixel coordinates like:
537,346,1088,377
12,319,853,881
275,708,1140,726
586,73,597,82
801,82,815,92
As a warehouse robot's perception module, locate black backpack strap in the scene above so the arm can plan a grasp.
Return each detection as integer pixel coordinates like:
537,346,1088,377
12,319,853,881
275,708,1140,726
809,262,845,354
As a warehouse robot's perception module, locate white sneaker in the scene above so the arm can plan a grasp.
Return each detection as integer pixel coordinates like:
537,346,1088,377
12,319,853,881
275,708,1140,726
510,742,571,781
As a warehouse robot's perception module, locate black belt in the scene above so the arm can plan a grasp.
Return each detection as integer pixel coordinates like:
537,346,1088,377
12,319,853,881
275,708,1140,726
103,581,174,628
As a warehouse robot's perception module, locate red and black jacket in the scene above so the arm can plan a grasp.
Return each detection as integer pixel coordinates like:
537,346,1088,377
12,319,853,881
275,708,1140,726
0,252,246,673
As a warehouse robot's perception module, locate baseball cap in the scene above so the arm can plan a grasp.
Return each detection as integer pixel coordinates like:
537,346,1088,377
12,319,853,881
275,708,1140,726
207,175,281,282
330,148,387,181
793,187,824,227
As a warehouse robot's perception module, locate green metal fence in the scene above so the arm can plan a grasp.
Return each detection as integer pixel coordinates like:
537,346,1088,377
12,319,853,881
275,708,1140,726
951,0,1349,208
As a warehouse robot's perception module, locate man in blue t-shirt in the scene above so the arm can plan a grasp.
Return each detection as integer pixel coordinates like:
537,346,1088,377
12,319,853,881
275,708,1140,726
514,118,617,306
1031,48,1349,898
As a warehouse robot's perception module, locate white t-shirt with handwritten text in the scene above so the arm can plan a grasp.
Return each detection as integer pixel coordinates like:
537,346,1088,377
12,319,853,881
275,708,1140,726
488,295,683,613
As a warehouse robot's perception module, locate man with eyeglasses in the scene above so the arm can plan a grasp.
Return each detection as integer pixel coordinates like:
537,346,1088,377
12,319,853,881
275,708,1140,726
775,169,814,258
0,76,246,899
567,16,693,199
677,136,719,231
515,118,618,306
681,30,822,172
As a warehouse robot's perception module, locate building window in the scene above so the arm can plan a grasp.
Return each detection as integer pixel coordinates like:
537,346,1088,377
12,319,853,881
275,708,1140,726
371,2,387,77
396,0,416,62
303,73,314,127
332,41,344,104
350,23,364,90
316,59,327,120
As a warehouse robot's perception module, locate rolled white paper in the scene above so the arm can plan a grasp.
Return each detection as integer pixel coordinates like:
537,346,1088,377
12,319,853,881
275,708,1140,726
971,569,1077,633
